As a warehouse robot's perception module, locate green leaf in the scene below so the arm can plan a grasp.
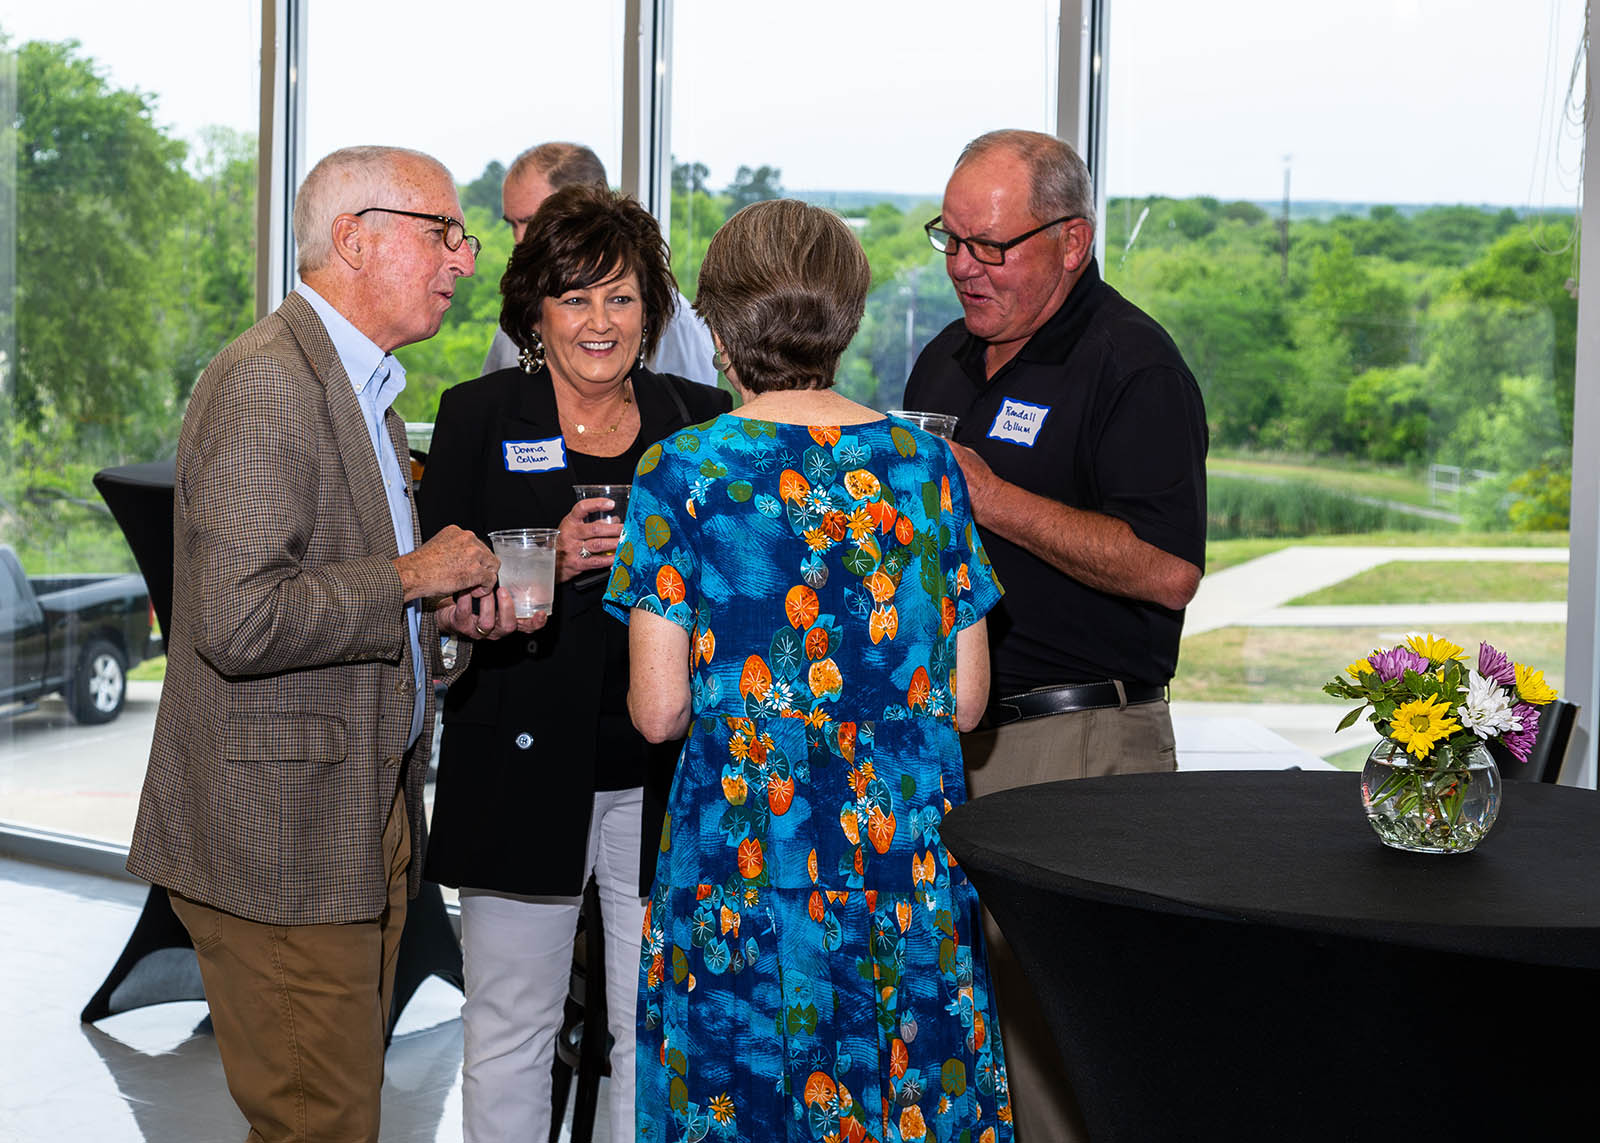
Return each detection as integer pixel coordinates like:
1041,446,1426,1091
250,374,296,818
728,480,754,502
644,514,672,550
637,442,664,475
1337,704,1366,732
891,424,917,457
921,481,941,520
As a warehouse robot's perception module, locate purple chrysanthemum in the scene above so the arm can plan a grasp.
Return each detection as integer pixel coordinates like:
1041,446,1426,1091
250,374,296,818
1369,646,1429,683
1478,643,1516,686
1501,703,1542,763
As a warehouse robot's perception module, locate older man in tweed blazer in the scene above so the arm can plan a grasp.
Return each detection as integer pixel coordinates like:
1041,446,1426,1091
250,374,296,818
127,146,536,1143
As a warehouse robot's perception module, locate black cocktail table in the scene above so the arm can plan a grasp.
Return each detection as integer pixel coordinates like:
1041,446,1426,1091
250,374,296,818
944,771,1600,1142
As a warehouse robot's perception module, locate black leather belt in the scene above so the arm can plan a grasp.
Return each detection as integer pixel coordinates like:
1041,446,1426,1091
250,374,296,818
985,681,1167,728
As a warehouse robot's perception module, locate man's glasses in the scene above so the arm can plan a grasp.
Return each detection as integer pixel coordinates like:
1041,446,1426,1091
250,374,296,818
355,207,481,257
924,214,1080,266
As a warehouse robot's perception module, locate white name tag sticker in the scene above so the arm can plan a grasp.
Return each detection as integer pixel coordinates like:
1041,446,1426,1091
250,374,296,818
503,437,567,472
987,398,1051,447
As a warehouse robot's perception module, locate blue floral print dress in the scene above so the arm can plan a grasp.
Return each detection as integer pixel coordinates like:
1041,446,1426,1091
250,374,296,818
604,414,1011,1143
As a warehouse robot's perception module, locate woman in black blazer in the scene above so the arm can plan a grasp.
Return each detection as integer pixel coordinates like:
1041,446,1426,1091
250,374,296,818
416,185,730,1143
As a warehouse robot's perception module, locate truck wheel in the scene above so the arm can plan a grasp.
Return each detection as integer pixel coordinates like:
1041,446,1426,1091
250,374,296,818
68,639,127,724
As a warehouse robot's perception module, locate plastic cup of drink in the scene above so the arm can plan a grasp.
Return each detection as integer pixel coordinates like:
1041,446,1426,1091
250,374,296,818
488,528,559,617
888,409,959,438
572,484,630,524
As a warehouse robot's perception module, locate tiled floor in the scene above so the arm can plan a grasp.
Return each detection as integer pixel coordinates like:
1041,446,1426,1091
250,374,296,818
0,856,610,1142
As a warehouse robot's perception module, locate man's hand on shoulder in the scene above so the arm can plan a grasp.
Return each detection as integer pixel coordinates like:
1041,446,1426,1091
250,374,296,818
949,441,1201,611
395,525,499,603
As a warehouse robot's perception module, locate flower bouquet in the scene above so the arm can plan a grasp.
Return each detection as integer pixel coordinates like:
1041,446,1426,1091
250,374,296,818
1323,633,1559,853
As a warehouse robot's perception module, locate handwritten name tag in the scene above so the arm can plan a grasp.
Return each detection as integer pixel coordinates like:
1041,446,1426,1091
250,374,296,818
503,437,567,473
987,398,1050,447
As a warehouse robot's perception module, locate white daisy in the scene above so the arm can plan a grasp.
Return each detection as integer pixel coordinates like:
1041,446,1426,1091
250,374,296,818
1457,669,1519,738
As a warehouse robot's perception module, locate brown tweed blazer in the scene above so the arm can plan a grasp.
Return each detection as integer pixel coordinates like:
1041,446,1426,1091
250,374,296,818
127,292,465,926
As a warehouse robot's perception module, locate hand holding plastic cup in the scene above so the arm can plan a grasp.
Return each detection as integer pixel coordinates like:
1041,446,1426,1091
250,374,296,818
488,528,559,617
888,409,959,438
572,484,630,524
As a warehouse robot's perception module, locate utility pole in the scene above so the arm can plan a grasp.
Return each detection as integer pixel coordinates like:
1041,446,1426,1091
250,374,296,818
1279,155,1292,287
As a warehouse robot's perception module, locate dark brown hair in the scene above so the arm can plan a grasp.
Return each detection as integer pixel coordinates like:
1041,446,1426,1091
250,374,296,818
694,199,870,394
499,185,676,361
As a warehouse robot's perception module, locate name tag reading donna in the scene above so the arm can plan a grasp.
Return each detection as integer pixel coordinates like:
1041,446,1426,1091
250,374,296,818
987,398,1050,447
503,437,567,473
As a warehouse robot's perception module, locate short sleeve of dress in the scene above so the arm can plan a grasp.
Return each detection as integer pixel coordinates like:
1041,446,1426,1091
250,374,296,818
942,448,1003,631
603,440,700,632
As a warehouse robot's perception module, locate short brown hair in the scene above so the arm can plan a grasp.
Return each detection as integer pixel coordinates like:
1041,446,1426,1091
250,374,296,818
694,199,869,393
499,185,677,361
506,141,608,192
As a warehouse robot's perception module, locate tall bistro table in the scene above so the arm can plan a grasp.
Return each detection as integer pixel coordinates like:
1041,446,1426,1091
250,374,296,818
943,771,1600,1142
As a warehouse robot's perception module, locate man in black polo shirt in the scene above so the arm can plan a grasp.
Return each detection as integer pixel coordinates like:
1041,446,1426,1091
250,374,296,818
905,129,1207,1142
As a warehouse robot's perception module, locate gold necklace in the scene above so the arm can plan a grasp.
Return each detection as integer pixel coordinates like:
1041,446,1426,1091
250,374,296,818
561,384,633,436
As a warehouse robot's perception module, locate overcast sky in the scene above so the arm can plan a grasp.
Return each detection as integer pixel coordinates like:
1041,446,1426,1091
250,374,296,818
3,0,1586,209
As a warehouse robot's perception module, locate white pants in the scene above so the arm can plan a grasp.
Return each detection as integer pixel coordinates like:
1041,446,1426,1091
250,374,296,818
459,787,647,1143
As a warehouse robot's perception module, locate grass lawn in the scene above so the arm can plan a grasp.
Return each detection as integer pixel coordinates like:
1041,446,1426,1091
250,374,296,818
1206,530,1569,574
1287,561,1570,605
1173,623,1566,704
130,655,166,682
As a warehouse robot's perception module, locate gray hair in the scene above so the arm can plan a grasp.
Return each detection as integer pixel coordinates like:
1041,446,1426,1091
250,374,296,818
293,146,451,275
506,141,608,193
956,129,1096,232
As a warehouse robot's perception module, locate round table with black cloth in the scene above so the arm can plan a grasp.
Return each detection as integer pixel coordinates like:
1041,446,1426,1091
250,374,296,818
943,770,1600,1142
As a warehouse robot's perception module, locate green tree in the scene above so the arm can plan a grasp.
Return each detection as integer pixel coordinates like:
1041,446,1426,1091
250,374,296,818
726,164,783,212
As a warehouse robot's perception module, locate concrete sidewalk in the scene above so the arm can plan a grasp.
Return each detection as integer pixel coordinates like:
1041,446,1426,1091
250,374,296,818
1186,545,1569,635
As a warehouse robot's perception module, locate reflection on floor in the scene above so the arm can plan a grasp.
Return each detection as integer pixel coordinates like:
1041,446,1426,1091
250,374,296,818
0,856,609,1142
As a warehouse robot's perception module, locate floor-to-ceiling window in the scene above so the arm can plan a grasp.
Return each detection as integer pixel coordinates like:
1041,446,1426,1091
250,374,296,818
1101,0,1586,766
0,1,260,843
668,0,1060,409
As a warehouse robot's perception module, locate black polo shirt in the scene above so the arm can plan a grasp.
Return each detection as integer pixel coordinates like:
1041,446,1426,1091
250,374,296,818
904,258,1207,693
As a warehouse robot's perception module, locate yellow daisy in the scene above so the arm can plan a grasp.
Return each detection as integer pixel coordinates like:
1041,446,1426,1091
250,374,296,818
1513,663,1558,705
1345,657,1373,680
1403,633,1467,666
1388,696,1462,760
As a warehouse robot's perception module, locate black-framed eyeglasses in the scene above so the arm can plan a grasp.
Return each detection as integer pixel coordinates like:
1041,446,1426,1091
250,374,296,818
924,214,1080,266
354,207,481,257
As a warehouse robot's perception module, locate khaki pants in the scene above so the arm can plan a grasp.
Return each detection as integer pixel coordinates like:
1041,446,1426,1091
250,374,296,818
169,786,410,1143
962,700,1176,1143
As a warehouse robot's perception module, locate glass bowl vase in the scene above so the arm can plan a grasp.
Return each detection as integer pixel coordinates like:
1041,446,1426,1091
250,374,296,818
1360,738,1501,854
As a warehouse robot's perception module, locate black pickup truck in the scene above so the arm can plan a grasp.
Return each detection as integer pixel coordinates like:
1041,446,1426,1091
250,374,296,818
0,544,156,724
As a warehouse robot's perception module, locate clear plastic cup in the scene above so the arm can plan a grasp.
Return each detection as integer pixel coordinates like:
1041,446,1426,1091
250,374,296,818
488,528,559,617
572,484,630,524
888,409,959,438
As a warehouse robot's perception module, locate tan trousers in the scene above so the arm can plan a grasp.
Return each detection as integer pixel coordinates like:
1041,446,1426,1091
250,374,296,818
170,786,410,1143
962,699,1177,1143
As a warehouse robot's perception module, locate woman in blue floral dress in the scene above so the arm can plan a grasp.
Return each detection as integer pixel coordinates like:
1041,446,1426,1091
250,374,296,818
605,200,1012,1143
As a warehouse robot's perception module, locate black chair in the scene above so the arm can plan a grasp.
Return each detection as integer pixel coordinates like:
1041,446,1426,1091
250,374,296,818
1490,699,1578,784
83,462,464,1040
549,876,610,1143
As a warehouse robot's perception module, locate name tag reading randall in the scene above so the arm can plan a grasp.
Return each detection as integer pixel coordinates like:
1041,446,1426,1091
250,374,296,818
987,398,1050,447
503,437,567,473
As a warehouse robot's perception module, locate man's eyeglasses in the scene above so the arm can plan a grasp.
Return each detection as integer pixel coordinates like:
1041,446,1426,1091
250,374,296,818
924,214,1080,266
355,207,482,257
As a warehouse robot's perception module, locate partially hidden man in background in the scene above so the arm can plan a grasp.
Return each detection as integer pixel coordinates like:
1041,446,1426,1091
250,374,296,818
480,141,719,386
904,129,1209,1142
127,145,537,1143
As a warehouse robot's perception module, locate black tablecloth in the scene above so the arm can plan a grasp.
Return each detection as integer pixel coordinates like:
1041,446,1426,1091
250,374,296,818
944,771,1600,1142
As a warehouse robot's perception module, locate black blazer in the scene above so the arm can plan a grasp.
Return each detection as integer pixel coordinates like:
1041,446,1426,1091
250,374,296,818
416,365,730,896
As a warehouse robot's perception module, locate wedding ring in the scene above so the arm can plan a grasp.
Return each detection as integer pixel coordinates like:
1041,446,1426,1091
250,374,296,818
473,621,488,637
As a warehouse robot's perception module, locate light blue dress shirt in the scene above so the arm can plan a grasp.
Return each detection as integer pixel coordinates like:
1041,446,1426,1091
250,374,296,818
296,283,426,748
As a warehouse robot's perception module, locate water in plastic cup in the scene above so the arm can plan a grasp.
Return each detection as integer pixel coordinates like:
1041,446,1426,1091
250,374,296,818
572,483,630,524
887,409,959,438
489,528,559,617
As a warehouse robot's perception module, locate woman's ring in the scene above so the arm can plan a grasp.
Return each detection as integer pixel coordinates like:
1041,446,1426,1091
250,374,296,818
579,544,590,559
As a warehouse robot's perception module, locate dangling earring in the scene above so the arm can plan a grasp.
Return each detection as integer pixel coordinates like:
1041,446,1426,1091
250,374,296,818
637,324,648,370
518,330,545,374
